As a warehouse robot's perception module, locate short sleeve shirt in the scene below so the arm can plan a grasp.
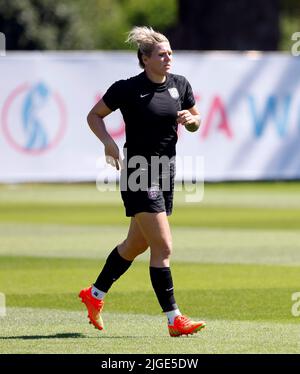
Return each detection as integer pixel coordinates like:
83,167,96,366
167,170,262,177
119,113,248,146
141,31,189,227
102,71,195,160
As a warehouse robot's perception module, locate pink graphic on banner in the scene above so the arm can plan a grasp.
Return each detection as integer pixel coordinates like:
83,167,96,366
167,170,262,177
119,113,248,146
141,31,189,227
1,82,67,155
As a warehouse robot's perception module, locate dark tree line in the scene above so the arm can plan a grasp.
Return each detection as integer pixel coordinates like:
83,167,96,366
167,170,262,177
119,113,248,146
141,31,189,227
167,0,280,51
0,0,298,51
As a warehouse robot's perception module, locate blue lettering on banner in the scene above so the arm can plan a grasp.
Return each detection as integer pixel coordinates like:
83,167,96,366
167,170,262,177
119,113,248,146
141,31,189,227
248,95,292,137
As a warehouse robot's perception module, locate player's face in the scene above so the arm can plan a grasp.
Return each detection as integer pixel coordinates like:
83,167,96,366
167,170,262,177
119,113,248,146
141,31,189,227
144,42,173,77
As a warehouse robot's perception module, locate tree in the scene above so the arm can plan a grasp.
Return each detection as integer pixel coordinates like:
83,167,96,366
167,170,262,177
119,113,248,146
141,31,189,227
0,0,91,50
1,0,296,51
75,0,178,50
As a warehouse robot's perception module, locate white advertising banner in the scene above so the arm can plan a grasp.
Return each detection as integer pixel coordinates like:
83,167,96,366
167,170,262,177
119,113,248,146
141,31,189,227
0,51,300,182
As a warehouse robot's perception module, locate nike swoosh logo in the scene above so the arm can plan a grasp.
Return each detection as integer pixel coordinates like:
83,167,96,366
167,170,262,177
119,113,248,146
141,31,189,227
140,93,150,98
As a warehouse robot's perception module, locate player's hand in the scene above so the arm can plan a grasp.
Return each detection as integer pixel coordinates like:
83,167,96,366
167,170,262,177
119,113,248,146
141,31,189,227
104,139,123,170
177,110,197,126
177,110,200,132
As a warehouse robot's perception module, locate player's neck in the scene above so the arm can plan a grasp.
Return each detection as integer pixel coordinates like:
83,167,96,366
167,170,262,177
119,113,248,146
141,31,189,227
144,69,166,84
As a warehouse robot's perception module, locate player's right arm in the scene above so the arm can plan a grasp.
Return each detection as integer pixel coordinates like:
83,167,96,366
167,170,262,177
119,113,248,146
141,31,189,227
87,99,122,170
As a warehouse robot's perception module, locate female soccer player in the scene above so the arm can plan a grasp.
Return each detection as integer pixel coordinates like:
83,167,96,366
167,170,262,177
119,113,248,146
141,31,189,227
79,26,206,337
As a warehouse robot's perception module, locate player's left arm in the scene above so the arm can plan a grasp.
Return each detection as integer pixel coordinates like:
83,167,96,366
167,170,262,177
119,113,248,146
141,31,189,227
177,105,201,132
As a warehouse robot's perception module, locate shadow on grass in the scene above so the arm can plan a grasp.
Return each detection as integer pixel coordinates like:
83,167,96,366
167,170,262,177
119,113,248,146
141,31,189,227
0,333,160,340
0,333,85,340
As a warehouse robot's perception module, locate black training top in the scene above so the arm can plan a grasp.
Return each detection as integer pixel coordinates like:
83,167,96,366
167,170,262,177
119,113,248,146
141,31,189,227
102,71,195,160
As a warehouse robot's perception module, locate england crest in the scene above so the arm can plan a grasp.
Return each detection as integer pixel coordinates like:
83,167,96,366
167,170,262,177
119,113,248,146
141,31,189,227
168,87,179,99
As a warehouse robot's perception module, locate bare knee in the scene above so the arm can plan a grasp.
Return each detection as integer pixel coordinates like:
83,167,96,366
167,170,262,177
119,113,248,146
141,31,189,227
151,239,173,261
162,241,173,259
118,238,148,259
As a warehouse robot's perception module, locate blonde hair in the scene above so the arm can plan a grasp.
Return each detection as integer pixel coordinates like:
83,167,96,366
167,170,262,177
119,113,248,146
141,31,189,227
126,26,169,68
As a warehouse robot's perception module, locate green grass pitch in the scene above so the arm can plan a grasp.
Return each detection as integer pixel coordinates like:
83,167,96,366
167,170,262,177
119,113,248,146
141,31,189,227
0,182,300,353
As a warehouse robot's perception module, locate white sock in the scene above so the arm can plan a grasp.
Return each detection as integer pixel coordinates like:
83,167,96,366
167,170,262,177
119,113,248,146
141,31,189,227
91,285,106,300
166,309,181,325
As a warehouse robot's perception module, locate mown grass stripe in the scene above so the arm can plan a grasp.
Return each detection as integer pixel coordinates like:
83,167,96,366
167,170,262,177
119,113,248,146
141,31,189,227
1,256,299,323
1,203,300,229
4,288,297,323
0,308,299,353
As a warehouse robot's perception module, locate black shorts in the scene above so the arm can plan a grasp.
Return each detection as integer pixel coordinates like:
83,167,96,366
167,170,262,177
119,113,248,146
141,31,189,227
120,159,175,217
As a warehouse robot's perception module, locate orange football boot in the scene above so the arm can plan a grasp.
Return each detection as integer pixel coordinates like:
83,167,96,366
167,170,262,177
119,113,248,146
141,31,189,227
79,286,104,330
168,315,206,337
